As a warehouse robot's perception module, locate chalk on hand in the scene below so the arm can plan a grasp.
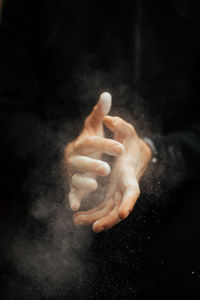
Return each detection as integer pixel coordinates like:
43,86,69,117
69,190,81,211
99,92,112,116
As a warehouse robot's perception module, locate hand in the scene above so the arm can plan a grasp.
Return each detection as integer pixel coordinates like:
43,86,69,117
64,93,124,211
73,115,152,232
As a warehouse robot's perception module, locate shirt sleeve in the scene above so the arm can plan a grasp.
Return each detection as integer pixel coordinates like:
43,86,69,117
141,123,200,197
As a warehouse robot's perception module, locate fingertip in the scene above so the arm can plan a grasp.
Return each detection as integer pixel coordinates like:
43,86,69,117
103,115,117,130
103,115,112,123
92,226,99,233
90,179,98,191
93,222,105,233
70,202,80,211
104,163,111,176
112,143,125,155
99,92,112,115
118,199,135,219
73,213,80,223
69,193,80,211
73,215,79,224
96,162,110,176
73,211,79,218
118,209,128,220
92,220,99,231
100,92,112,103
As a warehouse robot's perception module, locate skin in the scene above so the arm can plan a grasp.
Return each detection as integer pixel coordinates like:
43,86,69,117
65,93,152,233
64,93,124,211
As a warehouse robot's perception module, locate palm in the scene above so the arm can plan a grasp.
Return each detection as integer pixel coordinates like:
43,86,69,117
73,119,140,232
107,158,135,202
73,113,151,233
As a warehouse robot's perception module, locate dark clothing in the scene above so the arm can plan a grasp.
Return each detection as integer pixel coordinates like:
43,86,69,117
0,0,200,299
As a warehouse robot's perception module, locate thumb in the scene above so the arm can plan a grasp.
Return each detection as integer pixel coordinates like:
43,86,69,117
86,92,112,130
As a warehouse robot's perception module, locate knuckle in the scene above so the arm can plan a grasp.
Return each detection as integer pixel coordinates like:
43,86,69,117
73,140,81,152
127,123,136,136
66,155,73,166
84,136,93,147
135,185,140,197
137,188,140,197
71,173,78,184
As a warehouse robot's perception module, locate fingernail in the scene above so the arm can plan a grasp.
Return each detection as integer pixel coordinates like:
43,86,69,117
96,163,110,176
112,143,124,154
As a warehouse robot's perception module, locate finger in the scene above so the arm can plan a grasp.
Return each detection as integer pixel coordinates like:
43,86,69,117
68,186,85,211
92,192,122,233
74,136,124,156
103,115,135,138
118,184,140,220
72,173,97,192
73,199,114,226
73,185,114,219
68,155,110,176
86,92,112,129
73,200,105,218
119,168,139,219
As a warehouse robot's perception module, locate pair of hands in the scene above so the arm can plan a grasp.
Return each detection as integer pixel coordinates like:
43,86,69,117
64,93,152,233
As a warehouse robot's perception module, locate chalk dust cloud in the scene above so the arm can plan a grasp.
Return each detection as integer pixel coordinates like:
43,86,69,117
5,57,184,299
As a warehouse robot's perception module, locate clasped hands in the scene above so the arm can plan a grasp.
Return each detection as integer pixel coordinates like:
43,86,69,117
64,93,152,233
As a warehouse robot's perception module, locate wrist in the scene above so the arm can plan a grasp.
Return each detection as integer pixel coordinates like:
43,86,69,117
143,137,158,163
141,138,153,163
134,138,153,180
